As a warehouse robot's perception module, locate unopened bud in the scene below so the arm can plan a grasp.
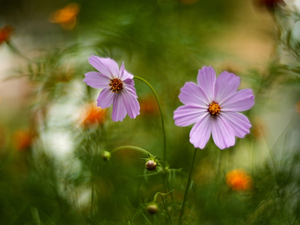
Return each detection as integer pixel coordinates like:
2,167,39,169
101,151,111,161
146,203,159,215
145,160,157,171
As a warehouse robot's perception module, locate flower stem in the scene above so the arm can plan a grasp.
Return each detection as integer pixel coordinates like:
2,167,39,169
134,76,167,163
6,40,31,61
134,76,175,210
151,191,174,225
161,195,173,225
178,148,198,225
111,145,154,157
153,190,174,202
90,182,94,223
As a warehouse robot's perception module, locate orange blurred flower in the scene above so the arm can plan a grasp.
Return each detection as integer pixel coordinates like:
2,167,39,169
226,169,252,191
49,3,80,30
0,25,13,45
81,104,107,127
140,96,159,116
13,130,33,151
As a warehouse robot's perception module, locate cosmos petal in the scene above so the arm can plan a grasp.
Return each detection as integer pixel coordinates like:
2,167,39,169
174,105,208,127
119,62,125,79
118,63,134,80
189,113,212,149
173,65,254,150
85,56,140,122
112,94,127,122
221,112,251,138
123,78,138,98
123,69,134,80
211,116,235,149
221,89,254,112
197,66,216,102
83,72,110,89
179,82,210,107
122,91,140,119
97,89,115,109
89,55,119,78
214,71,240,104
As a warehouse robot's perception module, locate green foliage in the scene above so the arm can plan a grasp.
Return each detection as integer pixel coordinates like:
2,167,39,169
1,0,300,224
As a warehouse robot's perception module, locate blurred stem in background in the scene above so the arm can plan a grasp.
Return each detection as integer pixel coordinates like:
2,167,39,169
90,182,95,223
111,145,175,209
6,40,31,61
134,76,167,163
134,76,176,210
152,191,174,225
178,148,197,225
111,145,154,157
3,0,300,224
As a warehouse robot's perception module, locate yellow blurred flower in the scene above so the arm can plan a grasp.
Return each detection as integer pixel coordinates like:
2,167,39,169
13,129,33,151
0,25,13,45
49,3,80,30
81,104,107,128
226,169,252,191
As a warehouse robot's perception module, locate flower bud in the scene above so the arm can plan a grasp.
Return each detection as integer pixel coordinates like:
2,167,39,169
146,203,159,215
101,151,111,161
145,160,157,171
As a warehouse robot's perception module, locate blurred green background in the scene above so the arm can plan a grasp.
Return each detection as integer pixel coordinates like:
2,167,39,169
1,0,300,224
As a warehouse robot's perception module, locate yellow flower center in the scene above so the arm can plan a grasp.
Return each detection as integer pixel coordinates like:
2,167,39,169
109,78,123,93
208,101,221,116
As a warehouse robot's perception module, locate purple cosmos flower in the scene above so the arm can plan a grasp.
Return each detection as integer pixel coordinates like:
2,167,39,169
83,55,140,122
173,66,254,149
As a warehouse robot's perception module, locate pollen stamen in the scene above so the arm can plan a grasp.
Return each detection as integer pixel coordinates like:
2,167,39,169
208,101,221,116
109,78,123,93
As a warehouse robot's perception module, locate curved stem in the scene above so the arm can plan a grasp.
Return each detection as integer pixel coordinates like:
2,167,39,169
153,190,174,203
90,182,94,223
151,191,174,225
178,148,197,225
161,195,173,225
111,145,153,157
134,76,175,209
136,169,163,178
134,76,167,163
6,41,31,61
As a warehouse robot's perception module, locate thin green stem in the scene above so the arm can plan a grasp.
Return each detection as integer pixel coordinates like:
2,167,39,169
216,150,222,179
134,76,175,209
261,131,291,225
178,148,197,225
161,196,173,225
153,190,174,203
6,41,31,61
152,191,174,225
141,211,153,225
30,207,41,225
134,76,167,163
164,171,176,210
111,145,154,157
90,183,94,223
292,201,300,225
